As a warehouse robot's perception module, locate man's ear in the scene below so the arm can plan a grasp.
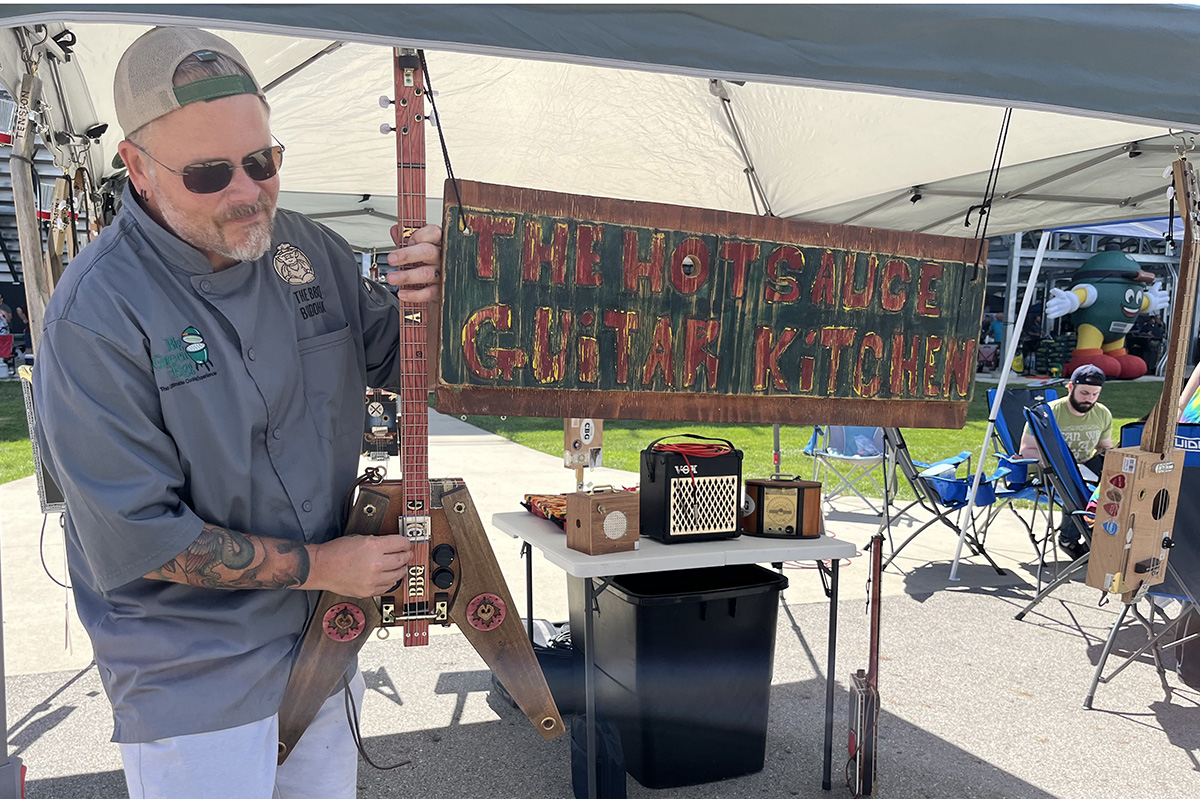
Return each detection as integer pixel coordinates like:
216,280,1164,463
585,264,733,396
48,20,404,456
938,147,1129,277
116,139,152,198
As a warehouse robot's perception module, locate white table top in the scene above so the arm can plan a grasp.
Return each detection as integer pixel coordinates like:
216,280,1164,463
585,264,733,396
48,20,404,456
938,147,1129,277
492,511,858,578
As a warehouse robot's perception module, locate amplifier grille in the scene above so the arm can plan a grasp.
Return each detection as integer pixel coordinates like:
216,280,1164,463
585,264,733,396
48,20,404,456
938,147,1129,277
667,474,740,535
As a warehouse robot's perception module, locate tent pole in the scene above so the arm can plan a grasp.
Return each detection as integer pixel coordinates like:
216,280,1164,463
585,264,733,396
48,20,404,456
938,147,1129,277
949,230,1051,581
1006,233,1021,353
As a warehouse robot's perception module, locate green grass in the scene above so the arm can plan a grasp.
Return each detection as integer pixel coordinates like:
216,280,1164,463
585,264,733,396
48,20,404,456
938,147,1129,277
459,381,1167,496
0,380,34,485
0,377,1166,493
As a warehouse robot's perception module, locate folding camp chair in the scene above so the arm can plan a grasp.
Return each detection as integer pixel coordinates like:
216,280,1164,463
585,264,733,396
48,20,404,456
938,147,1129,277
804,425,887,514
1013,402,1097,621
1083,421,1200,709
987,387,1060,574
879,427,1008,575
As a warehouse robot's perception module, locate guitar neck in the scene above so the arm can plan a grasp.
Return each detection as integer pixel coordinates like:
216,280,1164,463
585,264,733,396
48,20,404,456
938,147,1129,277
394,47,431,646
1144,159,1200,455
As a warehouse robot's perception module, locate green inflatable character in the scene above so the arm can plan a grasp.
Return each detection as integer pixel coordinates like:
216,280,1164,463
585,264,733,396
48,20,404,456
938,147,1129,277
1044,251,1168,379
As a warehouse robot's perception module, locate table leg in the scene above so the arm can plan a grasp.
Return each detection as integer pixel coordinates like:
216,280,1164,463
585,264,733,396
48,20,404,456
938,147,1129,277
822,559,839,791
584,576,598,799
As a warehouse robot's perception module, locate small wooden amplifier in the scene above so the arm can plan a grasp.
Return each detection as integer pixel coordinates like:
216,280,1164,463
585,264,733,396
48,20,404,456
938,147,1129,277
1086,447,1185,597
566,488,640,555
741,476,822,538
640,435,743,544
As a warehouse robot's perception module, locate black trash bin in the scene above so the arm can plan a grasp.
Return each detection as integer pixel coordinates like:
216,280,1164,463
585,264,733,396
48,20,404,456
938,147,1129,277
568,564,787,789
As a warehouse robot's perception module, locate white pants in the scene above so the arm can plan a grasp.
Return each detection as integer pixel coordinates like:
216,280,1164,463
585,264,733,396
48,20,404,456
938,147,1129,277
120,670,365,799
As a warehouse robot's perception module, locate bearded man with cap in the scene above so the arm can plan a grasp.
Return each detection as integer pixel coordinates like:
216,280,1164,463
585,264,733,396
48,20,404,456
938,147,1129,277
1019,363,1114,559
33,27,440,799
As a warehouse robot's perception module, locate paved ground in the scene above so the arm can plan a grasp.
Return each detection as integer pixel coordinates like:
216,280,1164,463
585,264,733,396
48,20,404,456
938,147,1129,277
1,405,1198,798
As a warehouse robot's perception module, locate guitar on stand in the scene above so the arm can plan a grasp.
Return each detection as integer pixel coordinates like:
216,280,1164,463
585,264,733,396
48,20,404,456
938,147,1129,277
276,48,564,764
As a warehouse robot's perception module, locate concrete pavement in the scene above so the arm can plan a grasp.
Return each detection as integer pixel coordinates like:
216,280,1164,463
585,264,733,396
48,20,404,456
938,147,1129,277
0,407,1197,798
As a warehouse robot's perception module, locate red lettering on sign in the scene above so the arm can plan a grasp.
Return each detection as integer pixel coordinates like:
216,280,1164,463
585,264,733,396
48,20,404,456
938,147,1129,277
683,318,721,389
842,254,875,310
670,238,710,295
924,335,943,397
890,335,920,397
603,310,640,384
464,213,516,279
532,307,572,383
820,327,857,394
811,250,837,307
881,259,910,312
575,224,603,287
764,245,804,304
641,316,675,386
918,262,943,317
855,333,884,398
721,241,760,299
943,337,975,399
753,326,798,391
522,220,568,284
462,305,527,380
622,230,664,292
578,337,599,383
799,356,815,392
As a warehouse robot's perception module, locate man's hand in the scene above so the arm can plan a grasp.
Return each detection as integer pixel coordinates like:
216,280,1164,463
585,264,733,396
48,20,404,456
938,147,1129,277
386,223,442,303
306,534,414,598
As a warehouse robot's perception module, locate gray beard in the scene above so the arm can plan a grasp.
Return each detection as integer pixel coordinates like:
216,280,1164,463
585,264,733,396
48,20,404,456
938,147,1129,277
150,180,277,263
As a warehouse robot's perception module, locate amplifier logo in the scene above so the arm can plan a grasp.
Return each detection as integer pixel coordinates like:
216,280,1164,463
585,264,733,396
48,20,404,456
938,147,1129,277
1152,462,1176,474
674,464,699,475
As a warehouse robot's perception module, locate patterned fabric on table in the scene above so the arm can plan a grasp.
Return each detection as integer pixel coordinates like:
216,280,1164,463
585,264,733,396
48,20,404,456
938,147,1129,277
522,493,568,529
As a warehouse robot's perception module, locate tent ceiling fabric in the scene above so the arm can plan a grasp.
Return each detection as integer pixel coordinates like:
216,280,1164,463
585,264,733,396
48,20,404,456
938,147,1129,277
0,5,1195,249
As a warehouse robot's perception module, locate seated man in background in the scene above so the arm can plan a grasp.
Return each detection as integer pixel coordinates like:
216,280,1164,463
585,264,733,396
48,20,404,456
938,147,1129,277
1019,364,1113,559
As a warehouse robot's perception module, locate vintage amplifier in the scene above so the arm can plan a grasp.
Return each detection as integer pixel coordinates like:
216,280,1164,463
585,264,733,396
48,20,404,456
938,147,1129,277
1086,447,1185,597
566,488,640,555
640,435,743,544
741,476,822,538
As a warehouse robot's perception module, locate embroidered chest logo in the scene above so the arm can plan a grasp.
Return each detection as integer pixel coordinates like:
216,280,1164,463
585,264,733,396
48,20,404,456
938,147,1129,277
153,325,219,392
273,242,315,285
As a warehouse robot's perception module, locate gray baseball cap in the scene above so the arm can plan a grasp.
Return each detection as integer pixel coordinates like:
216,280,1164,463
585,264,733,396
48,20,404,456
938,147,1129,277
113,27,265,136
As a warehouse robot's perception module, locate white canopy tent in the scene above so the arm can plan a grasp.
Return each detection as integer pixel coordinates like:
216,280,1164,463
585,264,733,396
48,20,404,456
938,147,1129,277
0,4,1196,253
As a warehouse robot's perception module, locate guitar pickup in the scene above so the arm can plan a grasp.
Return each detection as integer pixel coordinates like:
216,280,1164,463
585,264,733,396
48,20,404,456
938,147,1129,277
380,596,396,626
403,600,431,620
1134,558,1161,575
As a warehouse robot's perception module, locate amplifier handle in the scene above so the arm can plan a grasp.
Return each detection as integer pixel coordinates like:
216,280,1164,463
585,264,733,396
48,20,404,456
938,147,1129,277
644,433,738,452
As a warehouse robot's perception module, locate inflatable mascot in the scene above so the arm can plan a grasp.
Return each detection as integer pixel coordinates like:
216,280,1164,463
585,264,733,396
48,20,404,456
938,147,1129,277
1044,250,1169,379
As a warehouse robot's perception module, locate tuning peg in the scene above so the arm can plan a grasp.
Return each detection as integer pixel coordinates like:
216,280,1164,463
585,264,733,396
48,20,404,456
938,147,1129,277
380,123,395,135
379,95,394,109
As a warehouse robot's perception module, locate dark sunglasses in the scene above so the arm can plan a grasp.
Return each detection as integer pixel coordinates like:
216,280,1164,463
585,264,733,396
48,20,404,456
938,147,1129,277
128,140,285,194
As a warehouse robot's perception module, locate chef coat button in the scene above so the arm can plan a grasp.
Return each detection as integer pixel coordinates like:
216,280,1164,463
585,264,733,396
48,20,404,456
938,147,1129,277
302,501,313,513
272,428,282,440
247,348,256,361
200,280,212,293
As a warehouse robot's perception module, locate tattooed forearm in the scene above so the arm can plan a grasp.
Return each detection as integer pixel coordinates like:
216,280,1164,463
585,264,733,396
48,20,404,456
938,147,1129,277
146,524,312,590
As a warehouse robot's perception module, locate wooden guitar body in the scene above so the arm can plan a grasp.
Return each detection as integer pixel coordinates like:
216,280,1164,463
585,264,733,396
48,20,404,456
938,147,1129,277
277,478,564,763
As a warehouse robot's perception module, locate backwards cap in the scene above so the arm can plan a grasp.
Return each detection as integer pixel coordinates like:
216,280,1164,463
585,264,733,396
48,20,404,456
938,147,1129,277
113,27,264,136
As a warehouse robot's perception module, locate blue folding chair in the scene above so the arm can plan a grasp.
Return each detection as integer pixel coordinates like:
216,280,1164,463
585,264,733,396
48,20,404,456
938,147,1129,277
1014,402,1098,621
987,387,1060,573
879,427,1009,574
804,425,887,514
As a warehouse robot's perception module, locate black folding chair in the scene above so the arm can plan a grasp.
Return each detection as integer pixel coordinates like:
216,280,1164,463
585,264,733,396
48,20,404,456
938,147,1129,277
879,427,1007,575
1013,402,1096,621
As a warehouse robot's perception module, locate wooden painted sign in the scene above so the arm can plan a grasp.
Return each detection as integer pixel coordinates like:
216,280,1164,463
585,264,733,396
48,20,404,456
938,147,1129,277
434,180,986,428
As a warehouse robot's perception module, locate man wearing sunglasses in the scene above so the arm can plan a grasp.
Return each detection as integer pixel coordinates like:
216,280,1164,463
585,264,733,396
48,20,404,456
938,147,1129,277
33,27,441,799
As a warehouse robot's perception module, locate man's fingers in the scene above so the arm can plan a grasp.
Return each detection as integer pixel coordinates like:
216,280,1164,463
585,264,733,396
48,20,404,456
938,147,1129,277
387,241,441,268
386,264,439,287
409,224,442,245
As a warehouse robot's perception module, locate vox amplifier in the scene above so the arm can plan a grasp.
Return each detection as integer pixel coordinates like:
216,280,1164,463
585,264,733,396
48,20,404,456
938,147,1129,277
640,435,742,544
741,476,822,538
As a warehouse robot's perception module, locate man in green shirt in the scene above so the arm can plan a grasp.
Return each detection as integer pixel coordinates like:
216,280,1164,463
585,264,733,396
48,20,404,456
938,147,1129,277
1019,364,1113,559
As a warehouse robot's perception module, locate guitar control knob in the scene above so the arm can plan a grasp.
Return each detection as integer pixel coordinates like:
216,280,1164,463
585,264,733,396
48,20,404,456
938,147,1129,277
432,567,456,589
432,544,456,566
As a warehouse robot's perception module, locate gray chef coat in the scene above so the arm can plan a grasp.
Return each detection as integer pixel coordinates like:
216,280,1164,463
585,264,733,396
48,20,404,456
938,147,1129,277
34,184,402,743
